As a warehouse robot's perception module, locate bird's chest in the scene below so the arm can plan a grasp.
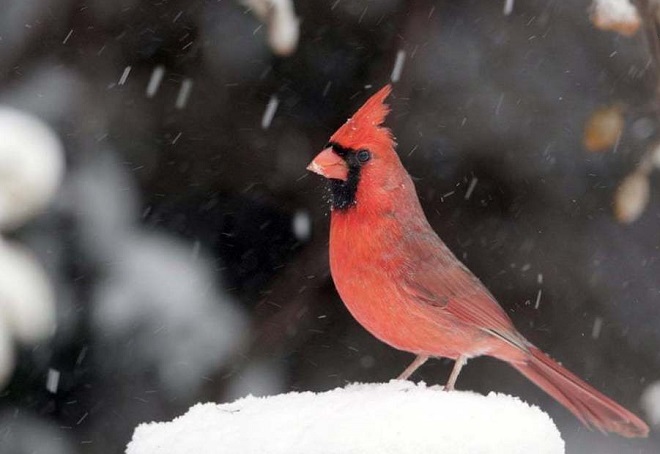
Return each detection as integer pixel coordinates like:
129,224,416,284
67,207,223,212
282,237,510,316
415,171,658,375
328,212,418,348
329,211,404,287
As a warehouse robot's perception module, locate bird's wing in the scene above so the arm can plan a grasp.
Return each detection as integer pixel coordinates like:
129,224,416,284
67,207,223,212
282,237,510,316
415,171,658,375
399,233,517,336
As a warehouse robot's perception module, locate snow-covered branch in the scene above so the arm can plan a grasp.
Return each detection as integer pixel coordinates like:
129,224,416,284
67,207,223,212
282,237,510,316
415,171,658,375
590,0,641,36
0,107,64,230
243,0,299,56
0,107,62,387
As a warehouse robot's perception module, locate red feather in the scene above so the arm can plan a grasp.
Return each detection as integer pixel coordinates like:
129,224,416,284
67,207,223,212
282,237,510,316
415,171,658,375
329,85,395,153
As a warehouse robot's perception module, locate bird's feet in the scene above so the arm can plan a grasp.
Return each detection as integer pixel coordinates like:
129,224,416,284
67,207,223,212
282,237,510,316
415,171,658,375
396,355,429,380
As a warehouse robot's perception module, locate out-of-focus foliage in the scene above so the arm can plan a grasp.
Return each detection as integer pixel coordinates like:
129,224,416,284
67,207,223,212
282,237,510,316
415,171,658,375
614,171,650,223
583,105,625,153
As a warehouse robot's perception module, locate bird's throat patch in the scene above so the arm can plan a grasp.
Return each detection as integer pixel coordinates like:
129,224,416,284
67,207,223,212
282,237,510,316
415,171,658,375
329,164,360,211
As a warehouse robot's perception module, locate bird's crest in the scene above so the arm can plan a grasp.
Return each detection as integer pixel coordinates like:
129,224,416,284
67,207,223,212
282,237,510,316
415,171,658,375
351,84,391,128
330,84,393,149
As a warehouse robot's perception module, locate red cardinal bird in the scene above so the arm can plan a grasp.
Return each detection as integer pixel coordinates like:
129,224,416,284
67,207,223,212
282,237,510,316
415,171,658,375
307,84,648,438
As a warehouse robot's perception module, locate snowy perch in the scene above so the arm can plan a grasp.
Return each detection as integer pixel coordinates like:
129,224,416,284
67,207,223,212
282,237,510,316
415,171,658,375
127,381,564,454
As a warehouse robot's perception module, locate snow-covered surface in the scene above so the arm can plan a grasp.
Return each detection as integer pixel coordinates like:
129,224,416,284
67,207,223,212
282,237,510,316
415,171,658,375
127,381,565,454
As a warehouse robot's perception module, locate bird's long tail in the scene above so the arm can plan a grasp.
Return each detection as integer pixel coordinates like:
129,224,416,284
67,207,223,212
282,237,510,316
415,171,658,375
510,345,648,438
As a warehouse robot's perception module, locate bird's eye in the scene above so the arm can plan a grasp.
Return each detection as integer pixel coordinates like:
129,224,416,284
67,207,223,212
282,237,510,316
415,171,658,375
356,150,371,163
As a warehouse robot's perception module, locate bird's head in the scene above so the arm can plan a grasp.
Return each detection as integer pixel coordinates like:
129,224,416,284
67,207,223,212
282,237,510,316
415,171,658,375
307,85,405,211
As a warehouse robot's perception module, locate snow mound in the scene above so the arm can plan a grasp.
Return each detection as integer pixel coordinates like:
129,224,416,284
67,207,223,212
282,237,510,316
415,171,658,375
127,380,565,454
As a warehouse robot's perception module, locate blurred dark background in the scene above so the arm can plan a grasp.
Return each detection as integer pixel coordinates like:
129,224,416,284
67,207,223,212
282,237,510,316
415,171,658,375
0,0,658,453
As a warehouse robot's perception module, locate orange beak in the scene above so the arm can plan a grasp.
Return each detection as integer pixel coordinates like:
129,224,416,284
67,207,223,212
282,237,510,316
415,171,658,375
306,147,349,181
